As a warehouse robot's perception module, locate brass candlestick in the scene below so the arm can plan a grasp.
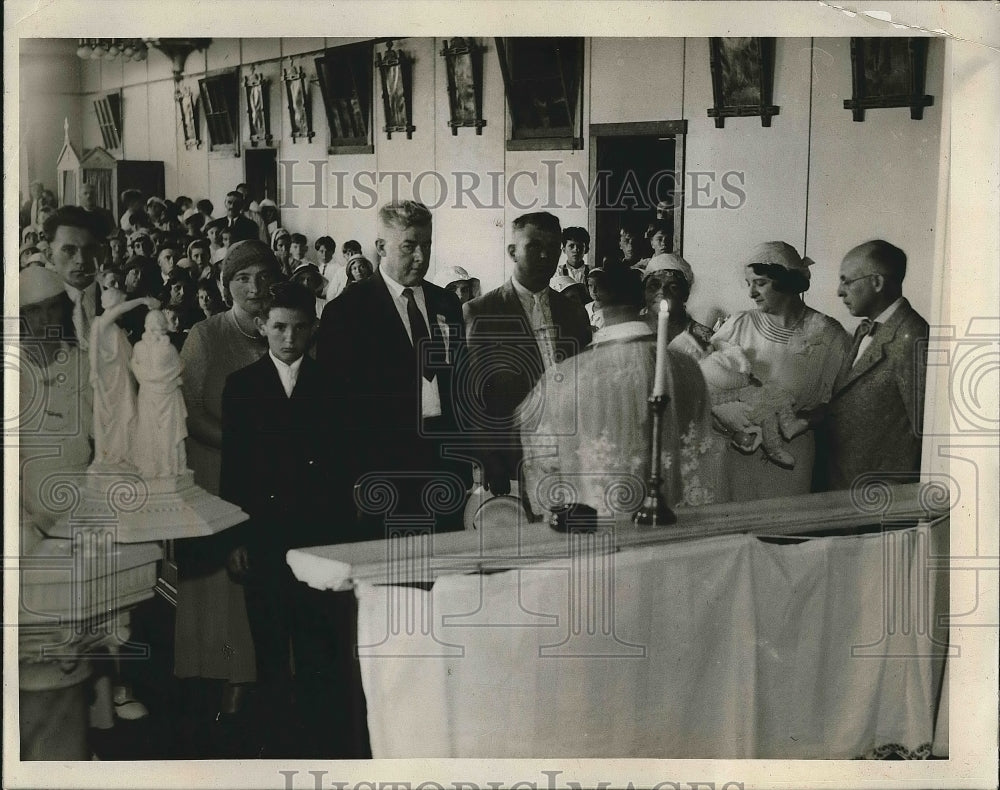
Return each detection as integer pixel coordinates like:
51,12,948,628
634,394,677,527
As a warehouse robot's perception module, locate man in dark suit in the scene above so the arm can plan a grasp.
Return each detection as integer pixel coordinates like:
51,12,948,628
463,211,592,501
316,200,471,538
78,181,116,239
221,190,261,243
43,206,104,351
220,281,354,756
819,240,929,491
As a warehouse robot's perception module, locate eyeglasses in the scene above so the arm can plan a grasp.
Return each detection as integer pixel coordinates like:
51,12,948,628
839,274,878,287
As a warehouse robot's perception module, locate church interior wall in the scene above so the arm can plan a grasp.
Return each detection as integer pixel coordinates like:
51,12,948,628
22,35,943,333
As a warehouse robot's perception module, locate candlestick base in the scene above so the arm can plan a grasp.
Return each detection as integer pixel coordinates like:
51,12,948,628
633,394,677,527
634,491,676,527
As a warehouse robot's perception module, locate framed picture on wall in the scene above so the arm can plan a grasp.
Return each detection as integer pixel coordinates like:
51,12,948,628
844,37,934,121
244,65,272,147
314,41,374,155
283,63,314,142
495,36,584,151
177,87,201,150
198,69,241,155
707,37,779,128
375,40,415,140
440,37,486,135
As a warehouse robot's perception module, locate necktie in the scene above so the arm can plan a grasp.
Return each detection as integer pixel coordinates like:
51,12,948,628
532,293,556,369
402,288,434,382
68,288,88,351
850,318,879,367
857,318,878,338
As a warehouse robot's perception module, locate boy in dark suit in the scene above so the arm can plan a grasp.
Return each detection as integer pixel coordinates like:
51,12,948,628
220,281,353,754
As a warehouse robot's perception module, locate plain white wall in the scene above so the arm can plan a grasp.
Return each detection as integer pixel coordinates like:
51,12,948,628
18,40,83,201
31,35,943,328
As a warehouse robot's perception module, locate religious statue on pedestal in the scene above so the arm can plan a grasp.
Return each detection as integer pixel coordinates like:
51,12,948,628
129,309,188,478
89,288,160,468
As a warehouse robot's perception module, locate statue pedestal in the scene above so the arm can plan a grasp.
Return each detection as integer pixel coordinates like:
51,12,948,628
44,464,248,543
20,466,248,759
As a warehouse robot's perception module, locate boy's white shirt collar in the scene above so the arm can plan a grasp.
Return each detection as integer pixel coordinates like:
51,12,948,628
268,351,304,398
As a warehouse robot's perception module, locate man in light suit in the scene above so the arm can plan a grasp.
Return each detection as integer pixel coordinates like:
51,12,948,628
463,212,592,501
818,240,929,491
316,200,471,538
43,206,104,352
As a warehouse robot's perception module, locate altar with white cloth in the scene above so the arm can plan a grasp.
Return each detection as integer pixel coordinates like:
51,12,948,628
288,484,949,759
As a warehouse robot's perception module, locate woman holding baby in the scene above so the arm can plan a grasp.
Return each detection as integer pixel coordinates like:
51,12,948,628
710,242,850,502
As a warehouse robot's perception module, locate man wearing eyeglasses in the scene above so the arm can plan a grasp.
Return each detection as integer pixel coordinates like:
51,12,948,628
817,240,929,491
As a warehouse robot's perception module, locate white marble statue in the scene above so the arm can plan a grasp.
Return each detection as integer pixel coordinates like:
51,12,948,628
130,310,188,478
89,289,160,468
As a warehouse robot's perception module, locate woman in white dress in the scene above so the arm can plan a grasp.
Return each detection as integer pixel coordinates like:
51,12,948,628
711,242,850,502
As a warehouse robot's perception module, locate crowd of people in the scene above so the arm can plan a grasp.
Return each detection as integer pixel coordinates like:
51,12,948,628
18,182,929,758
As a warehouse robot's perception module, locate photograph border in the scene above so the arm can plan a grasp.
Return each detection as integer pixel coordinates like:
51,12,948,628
4,2,998,788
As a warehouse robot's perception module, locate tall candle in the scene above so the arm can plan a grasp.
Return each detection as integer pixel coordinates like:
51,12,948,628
653,299,670,396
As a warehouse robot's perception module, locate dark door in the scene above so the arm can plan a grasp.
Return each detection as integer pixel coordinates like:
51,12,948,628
591,132,678,267
244,148,278,205
115,160,165,216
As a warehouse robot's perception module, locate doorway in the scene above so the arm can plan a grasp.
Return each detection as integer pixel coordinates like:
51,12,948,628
589,121,686,266
244,148,278,204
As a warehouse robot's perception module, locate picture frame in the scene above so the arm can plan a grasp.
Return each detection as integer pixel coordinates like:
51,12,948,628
495,36,584,151
282,63,314,142
176,86,200,150
93,91,122,150
314,41,374,155
844,37,934,122
198,69,240,155
707,37,780,128
244,65,273,147
375,40,415,140
440,37,486,135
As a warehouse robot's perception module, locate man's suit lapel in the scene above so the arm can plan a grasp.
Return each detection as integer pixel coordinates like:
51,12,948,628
424,286,449,358
257,355,289,400
501,280,528,323
836,300,912,392
371,271,413,355
501,280,543,370
290,355,315,399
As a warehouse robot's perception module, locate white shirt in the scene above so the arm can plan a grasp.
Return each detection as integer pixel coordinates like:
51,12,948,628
269,351,303,398
511,276,557,368
854,297,903,365
380,269,442,419
323,261,348,300
552,261,589,285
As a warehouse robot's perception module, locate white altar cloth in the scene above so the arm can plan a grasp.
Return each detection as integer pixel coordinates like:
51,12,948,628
352,520,948,758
